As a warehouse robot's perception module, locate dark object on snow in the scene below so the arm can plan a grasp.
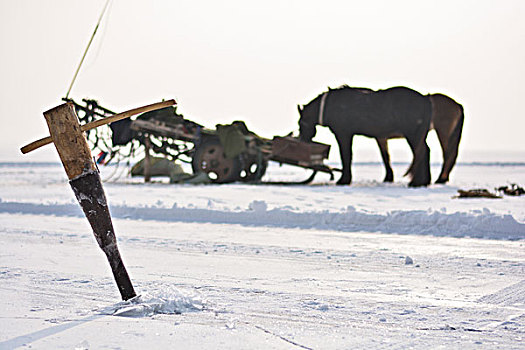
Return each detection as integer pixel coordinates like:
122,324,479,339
497,184,525,196
455,189,502,199
298,86,432,187
376,93,464,184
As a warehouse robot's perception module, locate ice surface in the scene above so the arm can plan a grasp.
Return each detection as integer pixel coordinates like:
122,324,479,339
0,161,524,349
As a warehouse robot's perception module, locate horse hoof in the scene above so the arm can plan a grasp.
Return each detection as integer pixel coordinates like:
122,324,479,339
435,178,448,184
383,176,394,183
408,181,429,188
336,178,351,185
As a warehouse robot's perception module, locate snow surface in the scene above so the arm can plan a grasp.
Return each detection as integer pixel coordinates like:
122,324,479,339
0,161,524,349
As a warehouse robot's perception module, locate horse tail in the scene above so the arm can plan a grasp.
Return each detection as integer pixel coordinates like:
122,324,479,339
436,104,464,183
404,97,432,186
404,158,415,178
445,104,464,160
404,135,431,186
403,135,428,179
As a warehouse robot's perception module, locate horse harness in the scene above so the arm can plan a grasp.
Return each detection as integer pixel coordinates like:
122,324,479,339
318,92,328,126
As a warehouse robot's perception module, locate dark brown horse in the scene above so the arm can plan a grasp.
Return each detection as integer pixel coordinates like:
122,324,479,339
375,93,464,184
298,86,432,187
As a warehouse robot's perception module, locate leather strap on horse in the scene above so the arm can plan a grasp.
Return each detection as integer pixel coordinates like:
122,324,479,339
318,92,328,126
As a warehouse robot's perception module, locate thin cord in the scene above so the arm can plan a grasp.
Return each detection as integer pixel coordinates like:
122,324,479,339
88,0,113,67
65,0,112,99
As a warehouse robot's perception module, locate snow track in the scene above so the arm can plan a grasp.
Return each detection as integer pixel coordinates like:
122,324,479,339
478,280,525,306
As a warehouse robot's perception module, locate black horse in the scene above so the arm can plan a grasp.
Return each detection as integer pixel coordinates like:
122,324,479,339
298,86,432,187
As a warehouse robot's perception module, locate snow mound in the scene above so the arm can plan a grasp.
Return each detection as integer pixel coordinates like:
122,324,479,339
103,287,204,317
1,200,524,240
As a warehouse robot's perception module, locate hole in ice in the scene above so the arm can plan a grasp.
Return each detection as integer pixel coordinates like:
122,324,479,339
103,287,204,318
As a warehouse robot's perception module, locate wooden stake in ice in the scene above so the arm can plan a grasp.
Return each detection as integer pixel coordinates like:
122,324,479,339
46,103,135,300
21,99,175,300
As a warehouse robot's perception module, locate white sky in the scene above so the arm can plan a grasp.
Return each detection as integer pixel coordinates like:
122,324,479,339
1,0,524,163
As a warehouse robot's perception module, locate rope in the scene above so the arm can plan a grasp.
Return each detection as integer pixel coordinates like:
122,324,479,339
65,0,112,99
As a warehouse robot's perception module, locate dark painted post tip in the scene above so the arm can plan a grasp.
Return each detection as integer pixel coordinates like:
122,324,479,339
70,171,136,300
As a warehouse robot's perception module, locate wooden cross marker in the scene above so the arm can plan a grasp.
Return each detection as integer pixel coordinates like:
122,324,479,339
21,99,175,300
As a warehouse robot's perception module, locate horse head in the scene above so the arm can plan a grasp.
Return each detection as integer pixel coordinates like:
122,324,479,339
298,94,324,142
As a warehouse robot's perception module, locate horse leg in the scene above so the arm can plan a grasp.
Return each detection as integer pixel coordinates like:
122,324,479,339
376,138,394,182
433,124,450,183
405,134,431,187
436,140,460,183
435,108,464,184
336,134,353,185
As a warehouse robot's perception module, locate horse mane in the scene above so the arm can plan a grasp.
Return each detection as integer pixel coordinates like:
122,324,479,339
328,84,351,91
327,85,375,94
308,85,376,105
